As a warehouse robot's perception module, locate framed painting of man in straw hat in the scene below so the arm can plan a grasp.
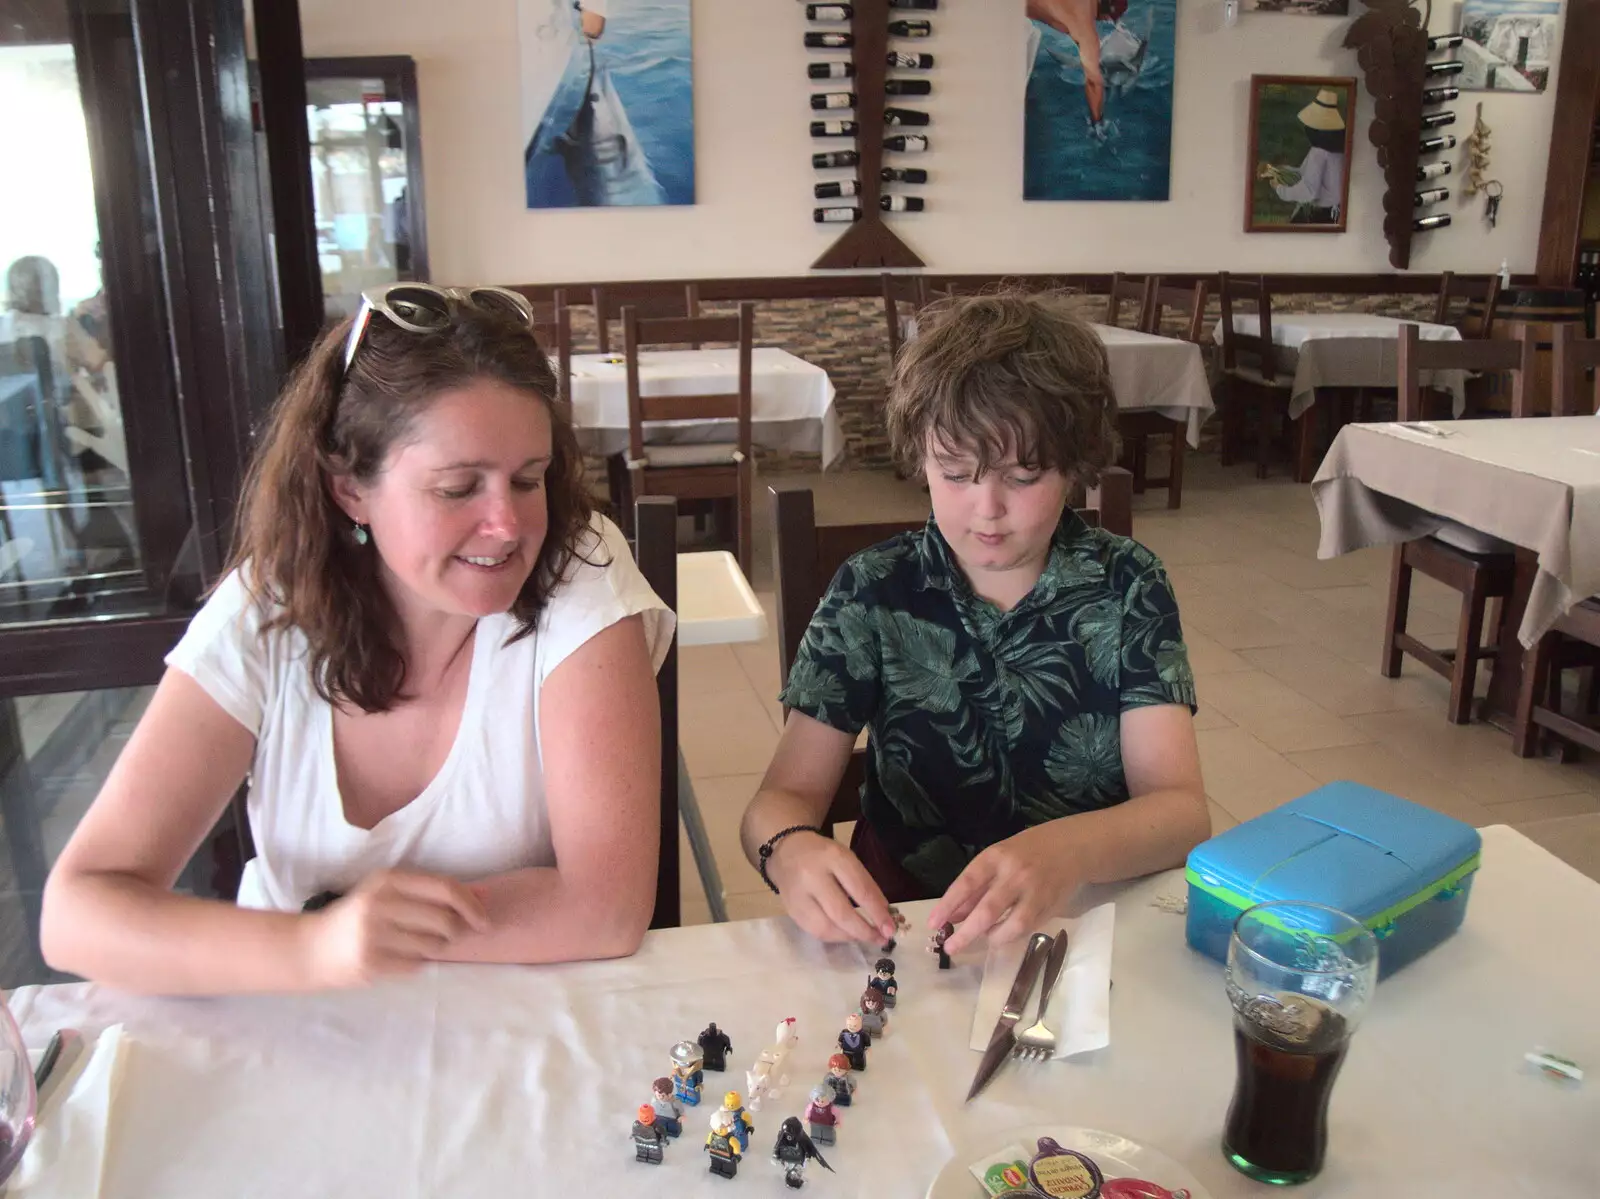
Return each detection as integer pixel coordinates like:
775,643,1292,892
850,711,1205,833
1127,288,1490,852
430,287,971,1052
1245,75,1355,233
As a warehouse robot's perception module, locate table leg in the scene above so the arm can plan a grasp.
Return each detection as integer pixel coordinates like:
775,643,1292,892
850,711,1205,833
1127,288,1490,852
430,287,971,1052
677,753,728,923
1479,548,1538,732
1294,405,1318,484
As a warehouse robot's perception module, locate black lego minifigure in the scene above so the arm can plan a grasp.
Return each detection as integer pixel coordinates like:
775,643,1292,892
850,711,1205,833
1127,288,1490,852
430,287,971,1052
699,1022,733,1072
868,956,898,1008
837,1011,871,1071
772,1115,835,1189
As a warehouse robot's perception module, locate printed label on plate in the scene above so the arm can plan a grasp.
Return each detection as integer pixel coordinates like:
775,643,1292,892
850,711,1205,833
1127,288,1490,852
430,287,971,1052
1028,1137,1104,1198
1100,1179,1191,1199
968,1144,1032,1196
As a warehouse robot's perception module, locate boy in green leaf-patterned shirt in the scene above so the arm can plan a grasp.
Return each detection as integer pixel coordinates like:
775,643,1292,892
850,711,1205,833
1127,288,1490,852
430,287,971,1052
740,291,1209,956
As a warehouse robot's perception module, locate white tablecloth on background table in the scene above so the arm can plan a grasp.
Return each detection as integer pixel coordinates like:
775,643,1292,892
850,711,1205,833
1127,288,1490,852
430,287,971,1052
1314,417,1600,646
1093,324,1214,449
8,825,1595,1197
1215,314,1466,419
567,347,844,468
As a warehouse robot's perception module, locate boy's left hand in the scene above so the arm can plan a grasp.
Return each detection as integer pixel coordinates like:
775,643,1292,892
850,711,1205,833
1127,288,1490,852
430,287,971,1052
926,822,1083,956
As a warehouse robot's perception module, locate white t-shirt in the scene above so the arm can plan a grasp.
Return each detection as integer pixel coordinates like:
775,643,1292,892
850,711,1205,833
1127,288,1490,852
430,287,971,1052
165,514,674,911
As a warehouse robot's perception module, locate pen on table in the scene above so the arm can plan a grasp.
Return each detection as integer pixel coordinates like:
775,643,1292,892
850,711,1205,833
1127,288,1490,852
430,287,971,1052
33,1030,64,1091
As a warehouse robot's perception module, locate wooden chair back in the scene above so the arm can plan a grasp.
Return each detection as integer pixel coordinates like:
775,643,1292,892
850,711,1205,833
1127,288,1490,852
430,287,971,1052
770,469,1134,832
1433,271,1502,339
1217,272,1279,382
1397,321,1535,420
882,272,931,360
631,495,680,929
594,283,701,352
1145,278,1209,344
1104,272,1154,332
1552,322,1600,416
528,287,570,402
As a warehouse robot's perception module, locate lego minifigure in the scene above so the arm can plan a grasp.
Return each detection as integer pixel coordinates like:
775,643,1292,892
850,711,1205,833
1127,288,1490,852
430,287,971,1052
859,988,889,1038
803,1084,840,1146
720,1090,754,1153
882,905,911,952
837,1012,870,1071
822,1053,857,1107
929,921,955,969
632,1104,667,1164
699,1022,733,1072
649,1077,683,1137
671,1040,705,1106
705,1108,743,1178
868,956,898,1008
772,1115,835,1189
746,1016,798,1111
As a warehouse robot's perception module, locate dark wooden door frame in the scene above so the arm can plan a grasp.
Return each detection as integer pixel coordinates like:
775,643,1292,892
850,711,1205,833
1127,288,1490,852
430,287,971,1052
1536,0,1600,286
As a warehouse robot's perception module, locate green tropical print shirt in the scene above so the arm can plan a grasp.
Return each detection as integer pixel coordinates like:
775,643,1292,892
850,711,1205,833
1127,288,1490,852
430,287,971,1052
779,509,1197,895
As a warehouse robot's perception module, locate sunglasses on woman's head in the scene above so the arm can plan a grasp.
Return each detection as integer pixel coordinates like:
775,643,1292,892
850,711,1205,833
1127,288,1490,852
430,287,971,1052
340,284,536,376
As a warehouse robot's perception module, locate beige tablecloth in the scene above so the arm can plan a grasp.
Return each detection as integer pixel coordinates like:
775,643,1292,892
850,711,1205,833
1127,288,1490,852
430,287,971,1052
1218,314,1466,420
567,347,843,468
1313,417,1600,646
8,826,1596,1197
1092,323,1214,448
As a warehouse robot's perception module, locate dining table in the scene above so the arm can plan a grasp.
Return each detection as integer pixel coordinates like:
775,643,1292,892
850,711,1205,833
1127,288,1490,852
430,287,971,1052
1092,323,1215,449
8,823,1593,1198
566,347,844,469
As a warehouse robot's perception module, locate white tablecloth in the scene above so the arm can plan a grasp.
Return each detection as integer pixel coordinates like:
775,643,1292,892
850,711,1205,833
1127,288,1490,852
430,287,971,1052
1093,324,1214,449
567,347,844,468
9,826,1595,1197
1216,314,1466,420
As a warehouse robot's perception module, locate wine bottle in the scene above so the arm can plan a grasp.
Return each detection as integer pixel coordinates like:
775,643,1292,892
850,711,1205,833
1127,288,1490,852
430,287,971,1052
814,206,862,223
885,79,932,95
883,107,930,126
1419,110,1457,129
887,51,934,69
1417,160,1452,181
1422,85,1460,105
809,61,855,79
884,134,929,151
813,149,859,168
889,0,937,8
810,120,859,137
804,31,853,47
881,195,925,212
1413,213,1452,231
888,19,932,36
1419,133,1458,154
1425,60,1465,77
1414,187,1450,206
1427,33,1464,50
811,91,856,110
806,4,852,19
815,180,861,199
881,166,928,183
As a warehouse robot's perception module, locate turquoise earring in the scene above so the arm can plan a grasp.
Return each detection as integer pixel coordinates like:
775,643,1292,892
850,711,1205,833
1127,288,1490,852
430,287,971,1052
352,520,369,547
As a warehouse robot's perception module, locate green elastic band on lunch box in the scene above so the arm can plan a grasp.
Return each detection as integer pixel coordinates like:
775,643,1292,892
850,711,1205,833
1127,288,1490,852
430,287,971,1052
1185,852,1481,940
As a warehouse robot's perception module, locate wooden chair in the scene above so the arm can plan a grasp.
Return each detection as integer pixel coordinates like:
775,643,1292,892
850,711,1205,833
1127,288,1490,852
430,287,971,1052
1216,272,1298,480
592,283,701,353
631,495,682,929
1381,322,1534,724
1115,278,1208,510
770,468,1134,834
1553,322,1600,415
608,303,756,575
882,272,931,361
1104,272,1154,332
528,288,570,402
1433,271,1502,338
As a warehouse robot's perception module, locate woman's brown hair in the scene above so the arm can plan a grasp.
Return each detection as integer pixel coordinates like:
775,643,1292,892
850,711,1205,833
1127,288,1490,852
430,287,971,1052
886,288,1119,483
226,304,592,713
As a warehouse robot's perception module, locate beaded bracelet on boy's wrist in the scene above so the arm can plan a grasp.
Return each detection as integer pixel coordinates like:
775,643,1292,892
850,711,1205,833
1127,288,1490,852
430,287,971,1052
756,824,823,895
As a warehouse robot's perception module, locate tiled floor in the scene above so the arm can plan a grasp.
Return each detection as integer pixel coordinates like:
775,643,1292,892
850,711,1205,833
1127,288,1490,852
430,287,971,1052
675,454,1600,924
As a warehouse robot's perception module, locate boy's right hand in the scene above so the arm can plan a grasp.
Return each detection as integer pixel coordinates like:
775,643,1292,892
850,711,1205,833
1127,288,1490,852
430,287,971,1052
299,870,488,988
765,833,898,945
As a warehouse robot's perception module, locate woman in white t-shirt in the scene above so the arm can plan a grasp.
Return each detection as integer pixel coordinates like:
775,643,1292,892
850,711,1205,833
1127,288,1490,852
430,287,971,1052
40,285,674,993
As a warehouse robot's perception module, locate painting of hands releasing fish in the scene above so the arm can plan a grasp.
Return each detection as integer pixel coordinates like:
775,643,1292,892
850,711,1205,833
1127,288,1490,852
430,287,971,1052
521,0,695,208
1023,0,1175,201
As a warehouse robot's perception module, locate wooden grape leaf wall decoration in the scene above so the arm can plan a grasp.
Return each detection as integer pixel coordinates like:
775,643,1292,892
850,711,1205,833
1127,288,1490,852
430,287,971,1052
805,0,931,269
1344,0,1432,269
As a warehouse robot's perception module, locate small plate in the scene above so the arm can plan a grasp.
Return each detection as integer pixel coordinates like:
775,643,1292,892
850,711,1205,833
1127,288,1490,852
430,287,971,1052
924,1125,1212,1199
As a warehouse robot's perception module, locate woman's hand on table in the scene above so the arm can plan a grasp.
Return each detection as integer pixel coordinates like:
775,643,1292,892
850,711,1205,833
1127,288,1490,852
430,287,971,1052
927,822,1084,956
299,870,489,987
765,832,899,946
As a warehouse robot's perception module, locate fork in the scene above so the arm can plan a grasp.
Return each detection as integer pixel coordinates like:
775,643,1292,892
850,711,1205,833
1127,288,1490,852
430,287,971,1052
1013,930,1069,1062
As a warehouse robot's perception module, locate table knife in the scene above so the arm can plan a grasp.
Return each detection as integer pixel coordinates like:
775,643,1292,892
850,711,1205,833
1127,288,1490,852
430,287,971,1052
965,932,1052,1102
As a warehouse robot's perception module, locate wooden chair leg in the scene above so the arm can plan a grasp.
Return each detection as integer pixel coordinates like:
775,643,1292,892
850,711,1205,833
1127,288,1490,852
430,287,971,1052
1381,546,1412,678
607,455,635,537
1450,581,1489,724
1255,398,1272,480
1219,380,1237,467
1294,407,1318,484
1513,632,1558,757
1131,435,1148,494
736,465,754,579
1166,429,1184,510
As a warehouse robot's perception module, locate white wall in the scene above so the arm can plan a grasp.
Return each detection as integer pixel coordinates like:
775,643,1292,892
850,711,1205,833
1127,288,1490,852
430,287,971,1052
299,0,1567,283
